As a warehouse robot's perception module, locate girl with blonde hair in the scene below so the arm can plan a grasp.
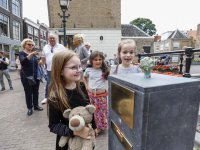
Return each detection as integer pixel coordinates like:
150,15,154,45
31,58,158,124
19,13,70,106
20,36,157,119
47,50,97,150
110,39,141,74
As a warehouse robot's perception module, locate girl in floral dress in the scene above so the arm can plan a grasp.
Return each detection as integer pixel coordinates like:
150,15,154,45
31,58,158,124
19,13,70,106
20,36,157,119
83,51,109,134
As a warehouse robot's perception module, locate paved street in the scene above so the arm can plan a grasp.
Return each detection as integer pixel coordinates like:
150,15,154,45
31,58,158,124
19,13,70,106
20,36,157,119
0,71,108,150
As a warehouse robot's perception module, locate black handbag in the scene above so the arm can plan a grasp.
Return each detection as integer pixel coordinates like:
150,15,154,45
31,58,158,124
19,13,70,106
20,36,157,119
22,57,36,86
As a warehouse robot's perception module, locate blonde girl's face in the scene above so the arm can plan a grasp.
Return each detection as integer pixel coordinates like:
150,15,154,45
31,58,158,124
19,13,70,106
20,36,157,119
73,37,79,46
25,41,34,50
92,55,102,69
119,43,135,65
61,56,82,83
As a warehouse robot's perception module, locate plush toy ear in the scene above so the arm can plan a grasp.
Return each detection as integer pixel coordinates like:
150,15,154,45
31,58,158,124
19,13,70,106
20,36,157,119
63,109,71,119
86,105,96,114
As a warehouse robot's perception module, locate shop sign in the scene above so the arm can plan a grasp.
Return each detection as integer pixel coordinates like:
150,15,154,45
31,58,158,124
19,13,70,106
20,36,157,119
13,47,20,50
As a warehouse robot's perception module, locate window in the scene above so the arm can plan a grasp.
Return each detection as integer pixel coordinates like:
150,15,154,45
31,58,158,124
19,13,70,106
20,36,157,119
0,44,2,51
40,40,47,49
40,30,43,37
43,31,46,38
165,42,169,49
4,45,9,52
0,14,9,37
156,45,159,51
0,0,7,9
173,42,180,49
12,0,20,16
28,35,33,40
160,44,163,50
13,20,20,40
28,26,33,34
34,29,38,37
34,38,39,46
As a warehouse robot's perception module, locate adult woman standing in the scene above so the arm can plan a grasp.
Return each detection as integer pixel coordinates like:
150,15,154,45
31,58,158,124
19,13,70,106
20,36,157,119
19,39,43,116
15,56,21,78
73,34,89,75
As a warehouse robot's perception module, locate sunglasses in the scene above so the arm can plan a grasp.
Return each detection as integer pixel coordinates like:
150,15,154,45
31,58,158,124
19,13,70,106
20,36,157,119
27,44,34,46
85,45,88,46
51,48,53,53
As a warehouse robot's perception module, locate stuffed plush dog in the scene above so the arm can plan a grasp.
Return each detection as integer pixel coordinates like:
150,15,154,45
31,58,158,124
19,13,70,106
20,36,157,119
59,105,96,150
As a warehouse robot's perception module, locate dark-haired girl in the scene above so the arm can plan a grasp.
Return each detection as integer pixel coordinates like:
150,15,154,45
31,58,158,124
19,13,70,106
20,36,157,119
83,51,109,134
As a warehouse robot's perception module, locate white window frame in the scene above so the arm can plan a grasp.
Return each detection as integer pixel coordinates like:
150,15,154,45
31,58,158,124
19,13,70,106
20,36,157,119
34,38,39,46
0,13,9,38
43,31,46,38
34,29,38,37
0,0,8,10
28,35,33,40
13,20,20,41
40,30,43,38
156,45,159,51
165,42,169,50
160,44,163,50
12,0,20,17
28,26,33,34
173,42,180,49
172,55,179,62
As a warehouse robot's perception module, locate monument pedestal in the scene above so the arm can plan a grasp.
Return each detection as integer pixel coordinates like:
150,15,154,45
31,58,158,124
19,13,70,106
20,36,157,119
108,73,200,150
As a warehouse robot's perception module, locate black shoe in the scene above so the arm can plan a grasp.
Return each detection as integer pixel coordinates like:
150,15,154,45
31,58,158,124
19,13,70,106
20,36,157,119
1,88,5,91
34,105,43,111
10,87,13,90
27,108,32,116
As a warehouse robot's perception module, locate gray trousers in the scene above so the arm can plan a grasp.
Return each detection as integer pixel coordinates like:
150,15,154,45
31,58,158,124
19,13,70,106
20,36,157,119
0,69,12,88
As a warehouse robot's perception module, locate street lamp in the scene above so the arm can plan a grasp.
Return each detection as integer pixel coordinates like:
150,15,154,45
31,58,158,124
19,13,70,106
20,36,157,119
58,0,71,47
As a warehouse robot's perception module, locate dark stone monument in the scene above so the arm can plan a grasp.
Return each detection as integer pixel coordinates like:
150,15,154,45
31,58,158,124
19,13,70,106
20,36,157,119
108,73,200,150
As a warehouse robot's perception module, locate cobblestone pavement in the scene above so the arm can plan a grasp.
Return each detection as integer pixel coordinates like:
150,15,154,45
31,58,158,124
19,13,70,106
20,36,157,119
0,71,108,150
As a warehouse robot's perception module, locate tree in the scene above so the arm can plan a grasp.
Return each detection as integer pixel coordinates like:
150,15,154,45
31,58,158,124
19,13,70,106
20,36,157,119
130,18,157,36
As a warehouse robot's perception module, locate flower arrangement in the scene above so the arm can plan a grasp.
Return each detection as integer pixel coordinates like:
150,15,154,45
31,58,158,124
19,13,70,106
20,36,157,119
139,57,157,78
151,70,182,76
153,65,179,71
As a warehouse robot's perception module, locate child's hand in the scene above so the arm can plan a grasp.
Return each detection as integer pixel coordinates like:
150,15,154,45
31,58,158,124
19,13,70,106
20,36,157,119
94,129,98,138
73,126,91,139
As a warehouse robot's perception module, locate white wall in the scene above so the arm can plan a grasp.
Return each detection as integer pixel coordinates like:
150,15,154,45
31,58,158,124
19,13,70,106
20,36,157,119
49,28,121,59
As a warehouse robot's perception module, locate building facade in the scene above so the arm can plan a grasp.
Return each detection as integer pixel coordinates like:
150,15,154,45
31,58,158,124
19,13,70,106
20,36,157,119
154,29,192,63
23,18,48,51
0,0,23,61
195,24,200,49
47,0,121,59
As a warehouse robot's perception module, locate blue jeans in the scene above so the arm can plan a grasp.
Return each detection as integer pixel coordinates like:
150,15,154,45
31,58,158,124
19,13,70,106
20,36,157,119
164,57,168,65
45,71,51,98
21,77,40,109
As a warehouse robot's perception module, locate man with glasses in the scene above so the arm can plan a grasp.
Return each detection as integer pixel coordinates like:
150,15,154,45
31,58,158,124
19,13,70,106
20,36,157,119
0,52,13,91
85,42,92,55
41,34,65,104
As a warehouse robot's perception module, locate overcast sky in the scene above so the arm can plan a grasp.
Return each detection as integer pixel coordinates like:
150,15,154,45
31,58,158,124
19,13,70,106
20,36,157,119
23,0,200,35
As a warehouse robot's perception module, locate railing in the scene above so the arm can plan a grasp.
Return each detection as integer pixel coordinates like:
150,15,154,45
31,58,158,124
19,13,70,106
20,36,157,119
137,47,200,78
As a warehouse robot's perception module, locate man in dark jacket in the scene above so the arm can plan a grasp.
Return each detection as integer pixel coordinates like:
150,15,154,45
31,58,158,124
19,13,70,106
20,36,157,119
0,52,13,91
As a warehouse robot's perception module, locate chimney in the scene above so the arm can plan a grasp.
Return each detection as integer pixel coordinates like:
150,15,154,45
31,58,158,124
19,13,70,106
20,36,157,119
190,29,192,37
37,19,40,24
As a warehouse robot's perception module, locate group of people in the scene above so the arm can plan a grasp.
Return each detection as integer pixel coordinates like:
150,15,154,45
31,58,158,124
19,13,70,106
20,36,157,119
1,33,142,149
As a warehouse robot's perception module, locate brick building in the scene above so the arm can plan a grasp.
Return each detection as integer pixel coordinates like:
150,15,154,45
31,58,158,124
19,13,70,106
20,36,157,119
47,0,121,59
23,18,48,51
0,0,23,62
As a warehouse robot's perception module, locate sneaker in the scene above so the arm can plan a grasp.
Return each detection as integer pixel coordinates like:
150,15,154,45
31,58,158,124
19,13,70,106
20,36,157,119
41,98,47,104
10,87,13,90
18,76,21,79
1,88,5,91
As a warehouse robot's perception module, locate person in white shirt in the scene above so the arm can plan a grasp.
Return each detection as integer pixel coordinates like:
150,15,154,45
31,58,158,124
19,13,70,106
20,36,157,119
41,34,65,104
85,42,92,55
0,52,13,91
